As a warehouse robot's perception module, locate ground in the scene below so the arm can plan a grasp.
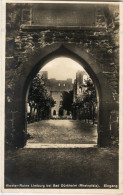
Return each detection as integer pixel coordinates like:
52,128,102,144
5,120,118,189
26,120,97,145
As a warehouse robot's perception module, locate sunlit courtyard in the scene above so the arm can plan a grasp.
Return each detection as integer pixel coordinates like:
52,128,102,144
26,120,97,148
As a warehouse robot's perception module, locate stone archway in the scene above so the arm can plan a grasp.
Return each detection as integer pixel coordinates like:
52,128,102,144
9,43,116,147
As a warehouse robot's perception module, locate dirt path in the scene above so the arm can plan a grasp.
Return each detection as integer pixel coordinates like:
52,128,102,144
27,120,97,144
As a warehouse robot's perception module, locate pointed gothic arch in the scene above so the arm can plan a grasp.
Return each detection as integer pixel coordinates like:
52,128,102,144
11,43,116,147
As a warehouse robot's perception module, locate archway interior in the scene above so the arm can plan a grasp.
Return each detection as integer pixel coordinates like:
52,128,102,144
26,56,98,148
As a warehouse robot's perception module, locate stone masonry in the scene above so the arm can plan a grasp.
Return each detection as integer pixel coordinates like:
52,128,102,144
40,71,73,118
5,3,119,147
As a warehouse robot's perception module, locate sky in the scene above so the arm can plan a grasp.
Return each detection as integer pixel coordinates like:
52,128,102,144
40,57,86,82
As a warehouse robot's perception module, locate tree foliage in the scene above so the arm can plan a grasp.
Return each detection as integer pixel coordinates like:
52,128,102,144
28,74,55,118
62,91,73,112
83,78,97,106
72,78,97,122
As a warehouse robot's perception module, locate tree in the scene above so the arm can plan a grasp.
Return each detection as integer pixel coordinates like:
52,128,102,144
83,78,96,102
82,78,97,124
72,78,97,123
28,74,55,121
62,91,73,113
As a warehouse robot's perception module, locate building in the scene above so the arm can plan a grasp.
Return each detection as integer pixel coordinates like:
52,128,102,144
27,70,91,121
73,71,88,103
40,71,73,119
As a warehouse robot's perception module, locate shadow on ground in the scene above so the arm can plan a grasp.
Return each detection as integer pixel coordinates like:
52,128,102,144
5,146,118,189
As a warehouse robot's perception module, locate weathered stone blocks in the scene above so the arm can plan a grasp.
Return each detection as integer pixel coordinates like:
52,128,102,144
5,4,119,147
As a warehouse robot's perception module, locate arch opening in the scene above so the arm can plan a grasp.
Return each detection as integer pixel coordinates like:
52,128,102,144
11,44,112,148
25,52,99,147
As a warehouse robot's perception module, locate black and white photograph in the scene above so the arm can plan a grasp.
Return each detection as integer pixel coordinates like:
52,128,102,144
1,1,122,193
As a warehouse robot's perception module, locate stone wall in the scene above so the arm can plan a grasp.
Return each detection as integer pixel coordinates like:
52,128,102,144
46,79,73,92
5,3,119,147
51,91,63,118
40,71,73,118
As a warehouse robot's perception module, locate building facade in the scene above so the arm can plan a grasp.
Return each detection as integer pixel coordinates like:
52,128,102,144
40,71,73,118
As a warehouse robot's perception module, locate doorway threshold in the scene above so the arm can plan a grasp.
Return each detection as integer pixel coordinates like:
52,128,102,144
24,143,97,148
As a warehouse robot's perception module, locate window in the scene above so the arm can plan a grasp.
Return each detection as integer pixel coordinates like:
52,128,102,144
58,83,61,86
63,83,65,86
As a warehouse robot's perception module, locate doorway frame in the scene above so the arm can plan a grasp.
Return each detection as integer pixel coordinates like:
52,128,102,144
7,43,116,147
